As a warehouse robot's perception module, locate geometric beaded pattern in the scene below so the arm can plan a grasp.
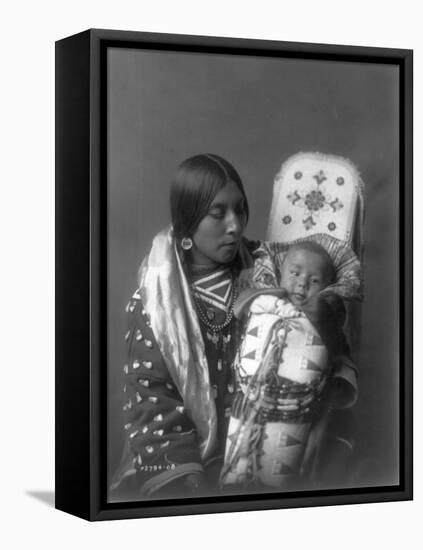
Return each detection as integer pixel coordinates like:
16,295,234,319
191,268,233,313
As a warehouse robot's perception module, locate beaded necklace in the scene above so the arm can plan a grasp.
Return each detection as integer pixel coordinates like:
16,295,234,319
189,264,238,348
192,286,238,345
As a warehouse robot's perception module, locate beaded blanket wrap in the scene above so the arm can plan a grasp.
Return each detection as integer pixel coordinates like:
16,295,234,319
221,294,330,488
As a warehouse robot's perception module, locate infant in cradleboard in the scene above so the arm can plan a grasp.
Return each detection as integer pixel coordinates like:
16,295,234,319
221,240,354,490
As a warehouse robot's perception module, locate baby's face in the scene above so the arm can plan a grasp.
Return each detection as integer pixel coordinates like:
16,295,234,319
280,248,331,306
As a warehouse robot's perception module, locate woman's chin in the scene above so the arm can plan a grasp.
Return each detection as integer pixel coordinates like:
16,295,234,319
219,247,239,264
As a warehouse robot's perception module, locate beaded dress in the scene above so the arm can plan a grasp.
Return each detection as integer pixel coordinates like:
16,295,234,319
109,229,251,500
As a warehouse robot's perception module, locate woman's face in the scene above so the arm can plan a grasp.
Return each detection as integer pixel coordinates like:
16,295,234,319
190,180,247,267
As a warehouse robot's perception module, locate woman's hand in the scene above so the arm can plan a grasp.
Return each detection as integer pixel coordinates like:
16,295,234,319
298,292,326,325
299,292,346,326
300,293,350,357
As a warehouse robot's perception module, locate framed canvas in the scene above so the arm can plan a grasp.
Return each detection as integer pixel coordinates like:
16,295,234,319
55,28,413,521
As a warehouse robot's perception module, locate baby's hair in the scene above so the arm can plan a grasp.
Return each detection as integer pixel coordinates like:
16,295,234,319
286,241,336,284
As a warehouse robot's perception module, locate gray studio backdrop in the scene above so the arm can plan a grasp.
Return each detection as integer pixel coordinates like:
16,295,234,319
107,47,399,489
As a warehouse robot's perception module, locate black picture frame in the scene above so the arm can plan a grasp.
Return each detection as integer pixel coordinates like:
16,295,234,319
55,28,413,521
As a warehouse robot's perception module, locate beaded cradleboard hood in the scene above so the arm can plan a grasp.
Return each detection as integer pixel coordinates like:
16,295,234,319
267,152,365,266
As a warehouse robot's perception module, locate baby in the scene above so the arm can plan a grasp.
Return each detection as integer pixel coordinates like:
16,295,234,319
221,241,349,490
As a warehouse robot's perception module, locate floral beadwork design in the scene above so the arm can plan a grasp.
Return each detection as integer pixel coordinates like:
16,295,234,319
313,170,327,185
282,215,292,224
294,171,303,180
287,169,344,231
304,190,325,211
303,216,317,231
336,177,345,186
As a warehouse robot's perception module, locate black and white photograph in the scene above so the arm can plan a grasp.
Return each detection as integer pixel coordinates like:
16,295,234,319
3,0,421,546
103,38,409,506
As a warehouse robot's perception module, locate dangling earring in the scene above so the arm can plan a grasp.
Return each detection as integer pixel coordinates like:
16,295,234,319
181,237,193,250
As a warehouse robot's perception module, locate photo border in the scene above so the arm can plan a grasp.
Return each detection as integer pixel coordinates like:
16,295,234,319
55,28,413,521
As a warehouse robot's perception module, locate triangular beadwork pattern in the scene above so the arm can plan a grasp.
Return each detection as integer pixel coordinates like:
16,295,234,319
191,268,233,312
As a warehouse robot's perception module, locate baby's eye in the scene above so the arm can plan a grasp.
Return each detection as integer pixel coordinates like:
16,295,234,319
311,278,320,284
290,270,299,276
